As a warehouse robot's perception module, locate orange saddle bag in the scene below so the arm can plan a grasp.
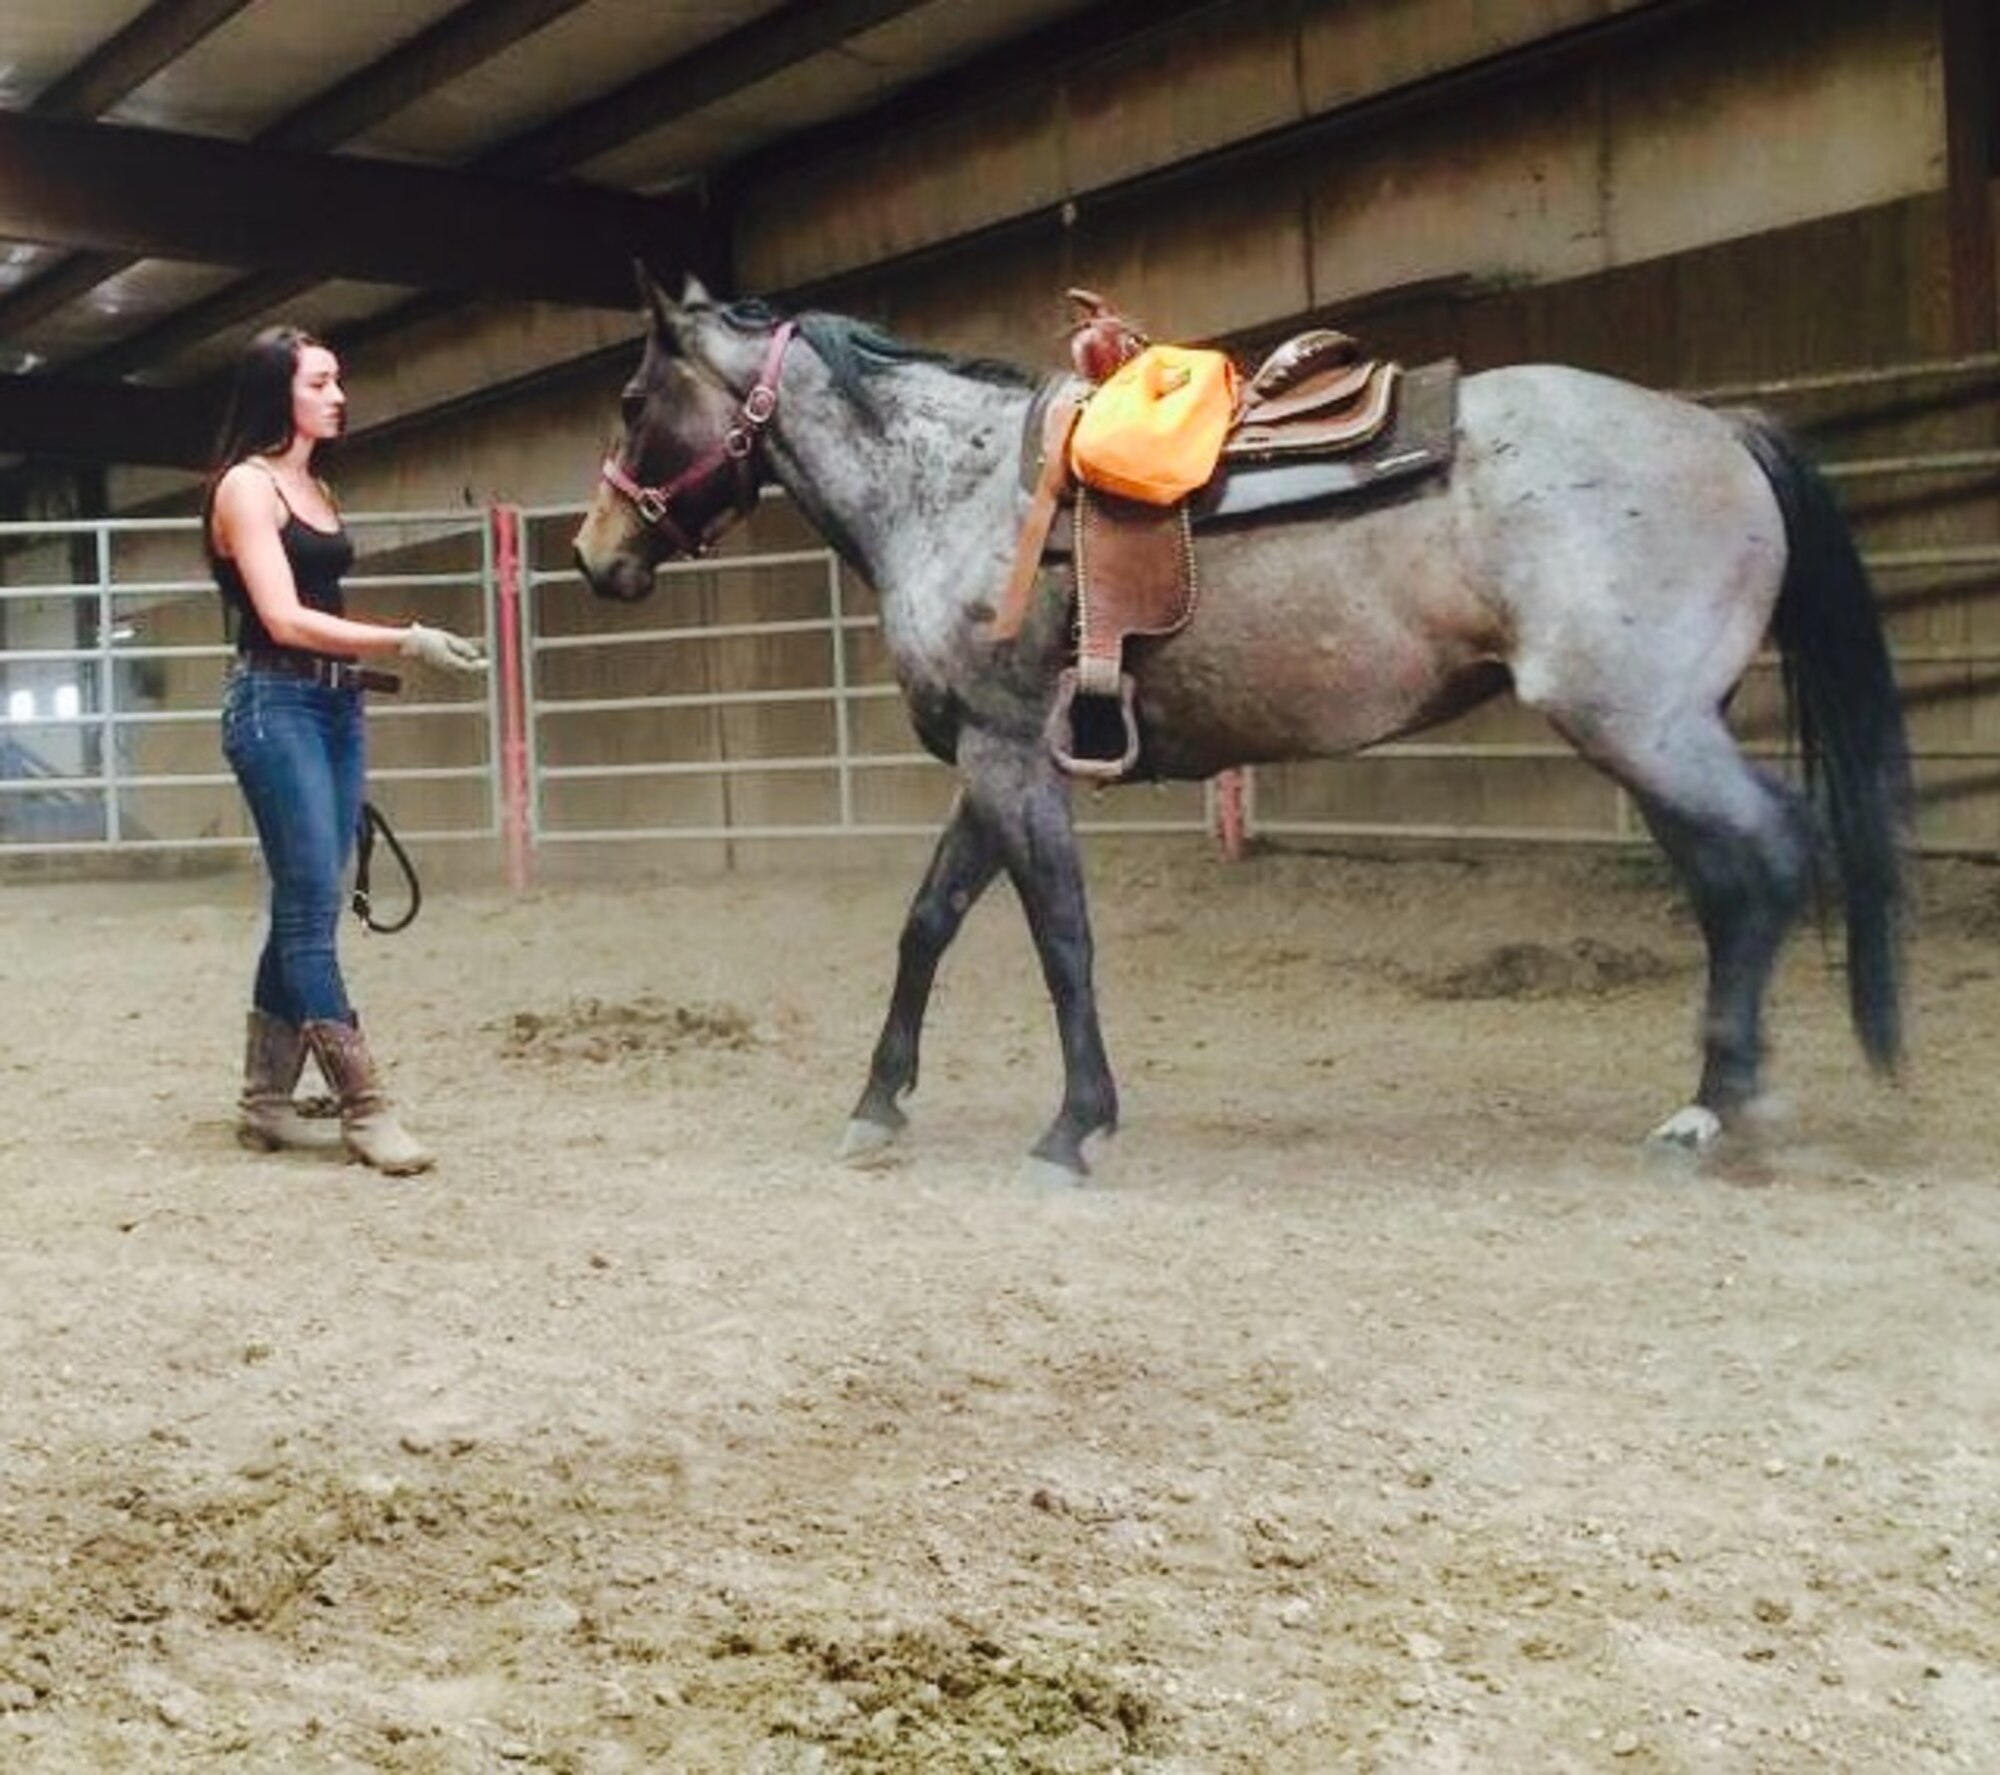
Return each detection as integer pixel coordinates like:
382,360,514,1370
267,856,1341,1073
1068,343,1240,506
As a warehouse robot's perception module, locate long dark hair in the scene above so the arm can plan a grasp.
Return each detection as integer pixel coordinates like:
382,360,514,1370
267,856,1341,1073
201,324,329,564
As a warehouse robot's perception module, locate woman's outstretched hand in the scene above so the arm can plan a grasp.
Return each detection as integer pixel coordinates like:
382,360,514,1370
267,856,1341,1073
399,622,488,674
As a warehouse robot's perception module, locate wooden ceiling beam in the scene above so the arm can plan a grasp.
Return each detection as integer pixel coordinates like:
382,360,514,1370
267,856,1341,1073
27,0,257,121
0,251,133,339
0,0,259,334
72,272,326,383
3,0,929,400
0,109,717,308
0,370,218,469
0,0,596,339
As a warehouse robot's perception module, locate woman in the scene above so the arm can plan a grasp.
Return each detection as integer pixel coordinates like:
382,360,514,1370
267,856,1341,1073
207,324,485,1175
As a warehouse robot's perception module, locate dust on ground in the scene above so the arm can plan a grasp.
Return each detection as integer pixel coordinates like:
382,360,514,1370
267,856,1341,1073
2,841,1996,1772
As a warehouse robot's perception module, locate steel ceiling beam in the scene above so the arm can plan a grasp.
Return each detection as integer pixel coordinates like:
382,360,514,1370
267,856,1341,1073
65,0,935,386
0,369,218,468
9,0,925,357
0,110,713,307
72,272,327,384
0,0,942,479
27,0,257,121
0,252,132,339
0,287,511,479
0,0,594,339
0,0,258,335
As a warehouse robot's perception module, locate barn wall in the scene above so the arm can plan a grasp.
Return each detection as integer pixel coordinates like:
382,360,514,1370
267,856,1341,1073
739,0,1940,347
76,0,1992,866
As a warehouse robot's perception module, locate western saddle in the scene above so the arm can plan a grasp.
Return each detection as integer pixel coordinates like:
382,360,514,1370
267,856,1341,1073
991,289,1456,779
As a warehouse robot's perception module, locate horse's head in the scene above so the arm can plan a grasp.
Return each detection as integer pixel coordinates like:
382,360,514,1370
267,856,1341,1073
573,267,796,603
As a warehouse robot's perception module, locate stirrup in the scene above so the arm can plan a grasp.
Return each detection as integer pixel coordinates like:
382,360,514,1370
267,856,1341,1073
1045,666,1140,780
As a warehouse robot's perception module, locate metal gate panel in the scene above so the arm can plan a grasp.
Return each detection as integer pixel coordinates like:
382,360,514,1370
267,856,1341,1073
0,509,502,858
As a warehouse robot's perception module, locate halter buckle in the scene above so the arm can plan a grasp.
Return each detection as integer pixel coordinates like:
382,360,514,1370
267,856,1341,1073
635,488,668,525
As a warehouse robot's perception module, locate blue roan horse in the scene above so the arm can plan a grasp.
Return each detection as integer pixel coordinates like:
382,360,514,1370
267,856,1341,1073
574,271,1909,1184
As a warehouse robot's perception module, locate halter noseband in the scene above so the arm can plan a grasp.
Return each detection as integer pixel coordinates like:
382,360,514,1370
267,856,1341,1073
600,320,797,558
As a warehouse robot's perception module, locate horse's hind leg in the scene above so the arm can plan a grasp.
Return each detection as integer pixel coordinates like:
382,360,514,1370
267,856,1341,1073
1567,712,1812,1153
1637,784,1813,1149
841,795,1003,1164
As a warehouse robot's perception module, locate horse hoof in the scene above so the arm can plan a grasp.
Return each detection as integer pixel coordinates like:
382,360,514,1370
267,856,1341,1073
837,1117,905,1169
1644,1105,1724,1164
1018,1153,1090,1191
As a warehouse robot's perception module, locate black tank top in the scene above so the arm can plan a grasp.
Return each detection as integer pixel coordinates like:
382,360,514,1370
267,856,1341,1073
214,481,355,655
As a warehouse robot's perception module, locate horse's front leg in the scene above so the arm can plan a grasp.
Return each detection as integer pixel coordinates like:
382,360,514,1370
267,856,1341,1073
840,793,1003,1165
959,728,1119,1185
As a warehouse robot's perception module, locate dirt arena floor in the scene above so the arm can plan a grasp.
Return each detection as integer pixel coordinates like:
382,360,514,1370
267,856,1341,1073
2,839,1996,1773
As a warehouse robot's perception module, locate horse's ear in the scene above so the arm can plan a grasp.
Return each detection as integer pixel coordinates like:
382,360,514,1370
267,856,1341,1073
678,271,712,310
633,260,676,337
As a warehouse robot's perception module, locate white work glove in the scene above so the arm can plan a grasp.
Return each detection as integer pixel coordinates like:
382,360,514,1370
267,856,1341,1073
399,621,487,675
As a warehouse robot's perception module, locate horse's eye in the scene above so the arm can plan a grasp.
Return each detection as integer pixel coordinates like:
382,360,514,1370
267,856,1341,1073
620,392,645,428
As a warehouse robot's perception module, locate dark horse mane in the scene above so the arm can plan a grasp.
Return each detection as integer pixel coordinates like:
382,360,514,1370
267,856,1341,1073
784,308,1037,415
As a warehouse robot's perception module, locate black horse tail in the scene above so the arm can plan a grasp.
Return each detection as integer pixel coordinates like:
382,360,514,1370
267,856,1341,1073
1737,412,1911,1073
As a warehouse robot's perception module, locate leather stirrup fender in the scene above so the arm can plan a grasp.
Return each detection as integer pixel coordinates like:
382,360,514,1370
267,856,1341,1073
989,388,1084,642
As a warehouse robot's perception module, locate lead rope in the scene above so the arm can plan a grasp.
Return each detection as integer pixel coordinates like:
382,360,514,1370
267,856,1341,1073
352,800,421,934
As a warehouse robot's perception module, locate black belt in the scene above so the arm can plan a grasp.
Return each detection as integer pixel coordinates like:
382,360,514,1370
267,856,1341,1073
238,649,401,694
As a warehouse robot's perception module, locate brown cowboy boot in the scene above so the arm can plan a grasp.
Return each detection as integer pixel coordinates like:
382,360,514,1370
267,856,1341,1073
238,1010,342,1153
301,1015,435,1176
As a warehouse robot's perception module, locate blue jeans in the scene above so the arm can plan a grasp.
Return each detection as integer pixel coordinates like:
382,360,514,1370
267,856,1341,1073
221,666,366,1026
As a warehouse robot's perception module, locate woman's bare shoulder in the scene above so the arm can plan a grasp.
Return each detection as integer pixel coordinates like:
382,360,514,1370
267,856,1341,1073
213,460,285,518
210,461,288,560
216,457,280,491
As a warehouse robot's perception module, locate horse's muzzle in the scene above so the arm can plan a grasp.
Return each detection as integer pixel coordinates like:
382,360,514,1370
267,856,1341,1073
574,546,656,604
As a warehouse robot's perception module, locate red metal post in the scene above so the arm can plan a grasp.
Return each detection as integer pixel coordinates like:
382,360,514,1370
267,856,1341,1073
490,504,532,892
1213,766,1248,861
